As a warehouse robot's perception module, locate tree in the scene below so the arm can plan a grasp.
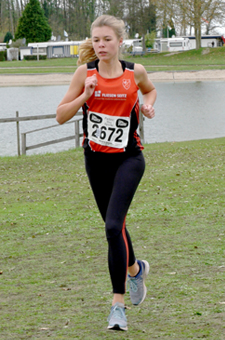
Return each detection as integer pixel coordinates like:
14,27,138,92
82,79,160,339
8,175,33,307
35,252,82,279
125,0,156,37
145,30,156,48
4,31,13,42
125,0,156,52
105,0,126,18
1,0,224,46
178,0,203,49
15,0,52,43
175,0,225,49
201,0,225,34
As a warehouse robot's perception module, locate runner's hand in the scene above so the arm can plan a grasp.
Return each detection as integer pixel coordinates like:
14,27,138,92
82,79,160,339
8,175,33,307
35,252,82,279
141,104,155,119
84,74,97,98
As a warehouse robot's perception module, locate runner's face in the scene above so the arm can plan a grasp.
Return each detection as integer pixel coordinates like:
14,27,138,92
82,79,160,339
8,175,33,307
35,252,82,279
92,26,122,60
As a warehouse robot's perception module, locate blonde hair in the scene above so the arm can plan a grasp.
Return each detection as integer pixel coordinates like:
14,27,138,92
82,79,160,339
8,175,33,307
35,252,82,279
77,15,125,65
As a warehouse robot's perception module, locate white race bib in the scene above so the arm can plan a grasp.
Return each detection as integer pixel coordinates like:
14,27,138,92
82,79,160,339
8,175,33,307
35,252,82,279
88,111,130,149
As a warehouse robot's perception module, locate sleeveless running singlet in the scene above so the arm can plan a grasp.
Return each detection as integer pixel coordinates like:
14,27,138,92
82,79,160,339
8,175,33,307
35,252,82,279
82,60,144,154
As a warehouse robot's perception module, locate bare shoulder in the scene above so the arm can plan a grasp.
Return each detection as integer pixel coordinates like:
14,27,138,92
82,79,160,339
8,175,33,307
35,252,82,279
58,64,87,106
134,63,148,86
66,64,87,95
70,64,87,87
134,63,146,75
134,63,155,93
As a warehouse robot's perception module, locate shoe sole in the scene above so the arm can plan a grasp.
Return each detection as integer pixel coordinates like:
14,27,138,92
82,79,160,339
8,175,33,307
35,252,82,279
134,259,150,305
108,324,128,331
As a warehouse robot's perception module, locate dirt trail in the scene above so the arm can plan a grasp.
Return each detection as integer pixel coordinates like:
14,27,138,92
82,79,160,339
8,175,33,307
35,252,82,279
0,69,225,86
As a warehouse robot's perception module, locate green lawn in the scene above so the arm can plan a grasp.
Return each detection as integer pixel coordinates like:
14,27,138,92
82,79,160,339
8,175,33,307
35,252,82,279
1,138,225,339
0,46,225,73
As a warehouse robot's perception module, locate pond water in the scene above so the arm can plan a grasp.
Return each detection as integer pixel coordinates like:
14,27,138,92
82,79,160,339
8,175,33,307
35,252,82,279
0,81,224,157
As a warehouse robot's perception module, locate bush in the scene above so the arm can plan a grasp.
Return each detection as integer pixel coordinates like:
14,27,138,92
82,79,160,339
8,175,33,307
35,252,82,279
145,31,156,49
11,39,24,48
24,55,47,60
0,51,7,61
4,32,13,43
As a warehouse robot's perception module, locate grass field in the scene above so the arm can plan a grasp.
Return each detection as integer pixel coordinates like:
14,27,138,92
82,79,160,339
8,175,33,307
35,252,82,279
0,46,225,74
1,137,225,339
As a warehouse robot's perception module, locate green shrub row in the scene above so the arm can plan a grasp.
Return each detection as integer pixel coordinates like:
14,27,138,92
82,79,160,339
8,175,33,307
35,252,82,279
24,55,47,61
0,51,7,61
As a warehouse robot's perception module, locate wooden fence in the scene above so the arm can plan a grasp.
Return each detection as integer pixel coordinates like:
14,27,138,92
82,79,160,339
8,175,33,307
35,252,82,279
0,110,145,156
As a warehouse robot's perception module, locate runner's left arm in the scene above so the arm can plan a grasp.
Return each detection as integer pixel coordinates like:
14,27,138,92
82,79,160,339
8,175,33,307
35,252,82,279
134,63,157,119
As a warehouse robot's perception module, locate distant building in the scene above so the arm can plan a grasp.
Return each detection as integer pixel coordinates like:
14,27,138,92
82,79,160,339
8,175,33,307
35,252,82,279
20,46,32,60
19,40,84,60
17,34,225,60
0,43,7,51
154,35,224,52
183,35,224,49
7,48,19,61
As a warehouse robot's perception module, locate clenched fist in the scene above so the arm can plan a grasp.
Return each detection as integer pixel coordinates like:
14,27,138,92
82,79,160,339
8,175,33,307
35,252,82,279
84,74,98,99
141,104,155,119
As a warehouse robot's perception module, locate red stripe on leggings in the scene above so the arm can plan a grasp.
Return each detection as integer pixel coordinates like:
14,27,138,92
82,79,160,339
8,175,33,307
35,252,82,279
122,217,129,293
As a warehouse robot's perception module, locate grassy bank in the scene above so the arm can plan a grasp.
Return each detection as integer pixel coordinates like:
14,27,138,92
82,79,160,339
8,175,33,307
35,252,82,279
0,46,225,74
1,138,225,339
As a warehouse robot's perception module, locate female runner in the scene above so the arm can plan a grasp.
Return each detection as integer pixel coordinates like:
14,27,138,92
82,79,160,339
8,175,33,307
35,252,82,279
56,14,157,331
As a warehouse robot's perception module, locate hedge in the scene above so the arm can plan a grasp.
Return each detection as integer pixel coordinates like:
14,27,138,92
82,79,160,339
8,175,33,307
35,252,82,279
0,51,7,61
24,55,47,60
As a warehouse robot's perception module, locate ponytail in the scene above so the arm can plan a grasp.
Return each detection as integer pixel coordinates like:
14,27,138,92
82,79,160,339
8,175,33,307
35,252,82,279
77,38,97,65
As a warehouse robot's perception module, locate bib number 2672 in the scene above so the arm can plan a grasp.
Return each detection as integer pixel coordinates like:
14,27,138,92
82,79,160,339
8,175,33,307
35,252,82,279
88,112,130,149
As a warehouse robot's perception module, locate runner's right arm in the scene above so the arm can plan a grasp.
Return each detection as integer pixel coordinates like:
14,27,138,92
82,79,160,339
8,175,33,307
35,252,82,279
56,65,97,124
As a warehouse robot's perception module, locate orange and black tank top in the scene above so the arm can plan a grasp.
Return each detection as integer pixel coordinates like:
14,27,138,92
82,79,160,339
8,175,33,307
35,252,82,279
82,60,144,154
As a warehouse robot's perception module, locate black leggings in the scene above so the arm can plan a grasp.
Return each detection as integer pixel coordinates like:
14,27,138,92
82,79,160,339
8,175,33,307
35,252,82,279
85,150,145,294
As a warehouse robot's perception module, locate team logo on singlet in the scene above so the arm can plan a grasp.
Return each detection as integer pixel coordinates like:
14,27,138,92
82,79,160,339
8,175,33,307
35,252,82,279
95,90,101,97
122,79,131,90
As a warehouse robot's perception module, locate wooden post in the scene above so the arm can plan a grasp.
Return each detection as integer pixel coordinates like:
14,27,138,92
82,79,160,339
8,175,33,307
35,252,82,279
21,133,26,155
0,114,83,155
16,111,21,156
74,120,80,148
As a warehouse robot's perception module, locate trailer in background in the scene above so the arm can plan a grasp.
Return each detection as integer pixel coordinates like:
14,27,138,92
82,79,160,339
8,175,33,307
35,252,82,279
183,35,224,49
154,37,190,52
123,38,143,55
167,37,190,52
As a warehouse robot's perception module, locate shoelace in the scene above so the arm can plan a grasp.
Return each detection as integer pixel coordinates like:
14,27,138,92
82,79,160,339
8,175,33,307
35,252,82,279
127,277,138,292
110,305,124,320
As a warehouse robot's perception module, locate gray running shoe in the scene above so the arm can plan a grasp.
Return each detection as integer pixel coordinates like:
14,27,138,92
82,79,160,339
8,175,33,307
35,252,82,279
107,302,128,331
127,260,150,305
